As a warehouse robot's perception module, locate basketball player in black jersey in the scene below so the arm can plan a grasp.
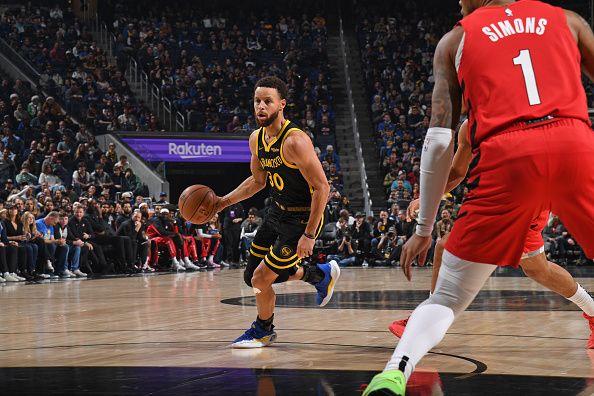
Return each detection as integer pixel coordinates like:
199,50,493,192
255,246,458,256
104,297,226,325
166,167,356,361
214,76,341,348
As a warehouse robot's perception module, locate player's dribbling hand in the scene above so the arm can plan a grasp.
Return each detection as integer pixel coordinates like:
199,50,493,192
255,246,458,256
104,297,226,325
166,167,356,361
400,233,432,281
214,196,227,214
407,198,420,221
297,235,315,258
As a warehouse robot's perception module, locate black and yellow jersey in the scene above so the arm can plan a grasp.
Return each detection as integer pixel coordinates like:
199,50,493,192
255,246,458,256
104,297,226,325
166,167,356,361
257,120,312,208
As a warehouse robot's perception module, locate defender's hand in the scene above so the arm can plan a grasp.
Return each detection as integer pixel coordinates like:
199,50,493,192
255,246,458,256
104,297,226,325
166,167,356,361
400,233,432,281
297,235,315,258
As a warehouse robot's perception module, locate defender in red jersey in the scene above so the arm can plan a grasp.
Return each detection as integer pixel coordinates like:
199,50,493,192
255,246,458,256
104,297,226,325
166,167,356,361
364,1,594,395
389,121,594,347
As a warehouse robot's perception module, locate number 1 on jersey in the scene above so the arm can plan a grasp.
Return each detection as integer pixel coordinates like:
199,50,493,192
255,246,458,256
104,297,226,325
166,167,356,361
513,49,542,106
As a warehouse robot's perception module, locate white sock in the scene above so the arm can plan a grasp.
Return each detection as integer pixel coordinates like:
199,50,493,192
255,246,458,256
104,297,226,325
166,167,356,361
568,284,594,317
384,303,454,380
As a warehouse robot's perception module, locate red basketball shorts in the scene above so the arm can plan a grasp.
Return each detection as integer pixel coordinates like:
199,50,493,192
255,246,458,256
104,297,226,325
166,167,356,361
446,118,594,267
522,210,548,257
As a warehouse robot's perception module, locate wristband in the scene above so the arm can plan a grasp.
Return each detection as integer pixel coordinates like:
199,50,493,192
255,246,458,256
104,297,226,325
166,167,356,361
303,232,315,240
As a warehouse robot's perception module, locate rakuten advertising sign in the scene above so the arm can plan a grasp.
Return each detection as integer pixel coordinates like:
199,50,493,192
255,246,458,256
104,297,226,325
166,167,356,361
121,138,251,163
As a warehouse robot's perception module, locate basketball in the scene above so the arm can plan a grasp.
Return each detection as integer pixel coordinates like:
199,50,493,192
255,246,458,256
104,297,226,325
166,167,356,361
178,184,217,224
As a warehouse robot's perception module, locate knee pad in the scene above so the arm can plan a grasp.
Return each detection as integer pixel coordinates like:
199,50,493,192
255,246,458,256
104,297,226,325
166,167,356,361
244,268,254,287
273,270,290,284
243,254,261,287
422,251,495,317
420,280,468,317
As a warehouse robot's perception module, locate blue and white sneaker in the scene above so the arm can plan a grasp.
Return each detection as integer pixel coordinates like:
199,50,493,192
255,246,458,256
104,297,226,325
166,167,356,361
315,260,341,307
231,321,277,349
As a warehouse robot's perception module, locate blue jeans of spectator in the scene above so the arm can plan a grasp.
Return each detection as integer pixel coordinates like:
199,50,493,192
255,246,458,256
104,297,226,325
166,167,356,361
327,254,357,267
215,242,224,263
20,241,39,272
241,237,253,260
47,243,69,274
68,245,81,271
241,237,254,252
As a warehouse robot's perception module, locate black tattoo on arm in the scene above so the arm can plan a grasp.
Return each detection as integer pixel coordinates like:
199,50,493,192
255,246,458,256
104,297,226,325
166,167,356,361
429,27,464,130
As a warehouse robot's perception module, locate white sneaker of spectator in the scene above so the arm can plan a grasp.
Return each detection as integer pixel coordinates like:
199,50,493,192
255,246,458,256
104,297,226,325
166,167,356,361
207,256,221,268
141,263,155,272
3,272,20,282
73,269,87,277
64,269,76,277
13,273,26,281
0,274,5,282
171,257,186,271
60,271,74,278
46,260,55,272
38,273,51,279
183,257,200,270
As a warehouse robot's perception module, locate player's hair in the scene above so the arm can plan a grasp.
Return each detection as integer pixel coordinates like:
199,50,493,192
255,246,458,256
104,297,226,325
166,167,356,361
255,76,288,100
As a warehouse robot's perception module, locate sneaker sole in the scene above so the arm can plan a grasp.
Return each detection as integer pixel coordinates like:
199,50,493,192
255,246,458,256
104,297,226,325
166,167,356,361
363,371,405,396
230,332,277,349
320,261,341,307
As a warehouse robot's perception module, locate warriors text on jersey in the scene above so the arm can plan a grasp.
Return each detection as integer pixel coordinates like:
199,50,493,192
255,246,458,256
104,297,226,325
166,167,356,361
257,120,312,207
456,0,590,149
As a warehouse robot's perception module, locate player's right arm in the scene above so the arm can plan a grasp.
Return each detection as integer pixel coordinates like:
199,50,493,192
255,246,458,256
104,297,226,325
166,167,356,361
565,10,594,82
406,119,472,219
215,130,267,212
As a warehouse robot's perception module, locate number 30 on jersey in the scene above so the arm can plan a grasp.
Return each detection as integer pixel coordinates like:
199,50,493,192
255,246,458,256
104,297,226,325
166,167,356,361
267,172,284,191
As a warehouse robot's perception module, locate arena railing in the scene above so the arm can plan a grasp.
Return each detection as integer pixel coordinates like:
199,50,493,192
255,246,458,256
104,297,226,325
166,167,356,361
94,17,182,131
175,111,186,132
163,97,174,131
0,37,72,120
151,83,161,119
338,12,372,215
0,37,40,82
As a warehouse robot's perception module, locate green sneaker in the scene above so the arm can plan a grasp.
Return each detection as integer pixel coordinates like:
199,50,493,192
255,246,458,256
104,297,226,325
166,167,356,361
362,370,406,396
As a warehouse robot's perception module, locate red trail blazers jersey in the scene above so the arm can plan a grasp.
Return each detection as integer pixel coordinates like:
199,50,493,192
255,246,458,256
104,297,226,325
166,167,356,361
457,0,590,148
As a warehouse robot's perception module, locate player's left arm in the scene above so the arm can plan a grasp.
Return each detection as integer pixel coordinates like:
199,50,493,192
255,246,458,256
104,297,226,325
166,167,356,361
565,10,594,82
445,119,472,192
400,26,463,280
283,131,330,258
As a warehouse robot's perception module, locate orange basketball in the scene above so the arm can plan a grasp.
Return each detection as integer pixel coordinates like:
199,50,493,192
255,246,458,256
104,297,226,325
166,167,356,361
178,184,218,224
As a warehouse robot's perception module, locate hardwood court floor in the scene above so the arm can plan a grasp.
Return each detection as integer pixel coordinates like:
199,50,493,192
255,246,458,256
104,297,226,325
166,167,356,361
1,266,594,395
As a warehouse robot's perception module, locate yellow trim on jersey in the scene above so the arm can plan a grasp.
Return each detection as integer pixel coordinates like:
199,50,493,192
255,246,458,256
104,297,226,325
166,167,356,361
251,242,271,251
261,120,290,152
249,250,266,259
256,127,261,154
269,250,299,263
265,255,300,269
279,127,301,169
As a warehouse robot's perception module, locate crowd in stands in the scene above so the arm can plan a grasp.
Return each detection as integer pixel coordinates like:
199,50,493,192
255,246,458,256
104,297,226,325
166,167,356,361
0,74,235,284
106,0,336,146
0,2,164,133
0,1,588,279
